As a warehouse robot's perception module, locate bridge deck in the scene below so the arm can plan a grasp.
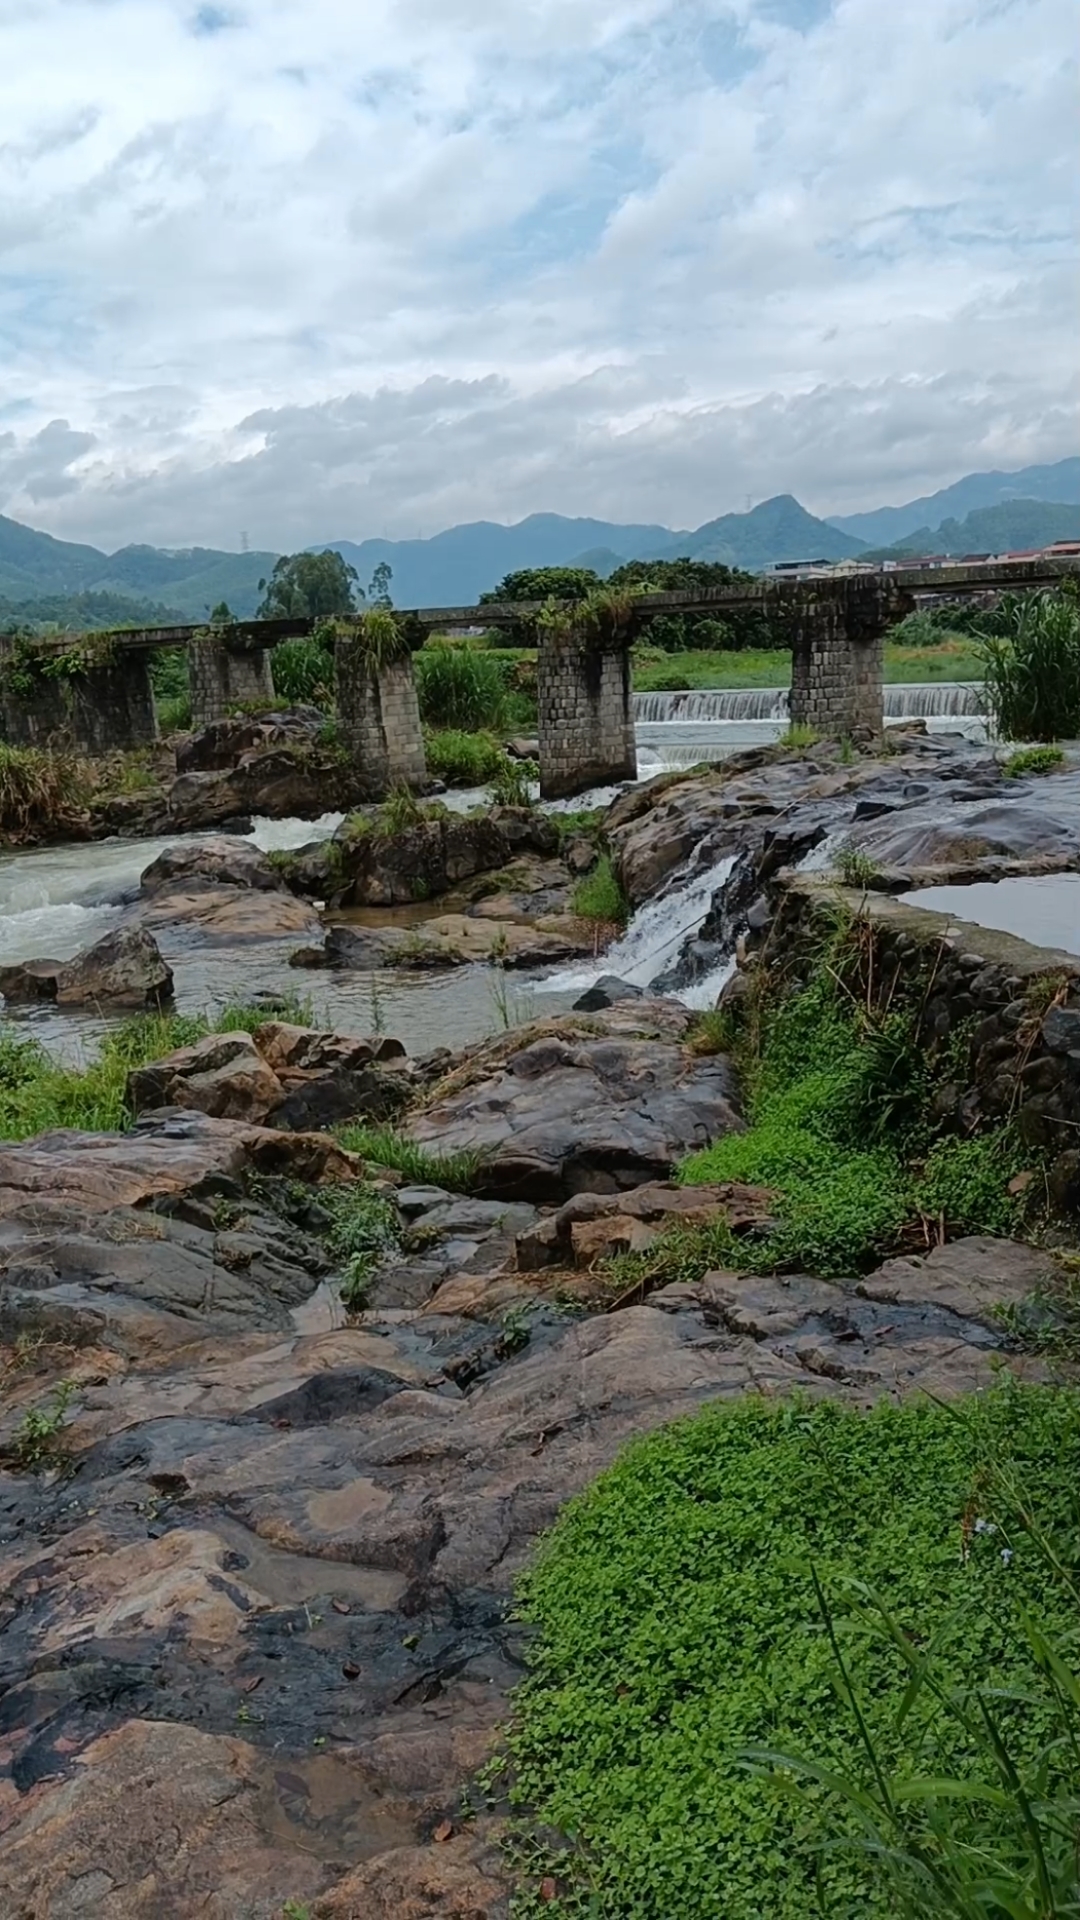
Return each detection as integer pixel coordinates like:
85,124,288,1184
9,555,1079,655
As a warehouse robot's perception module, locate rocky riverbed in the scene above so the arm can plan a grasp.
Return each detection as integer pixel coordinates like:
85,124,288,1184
3,729,1080,1916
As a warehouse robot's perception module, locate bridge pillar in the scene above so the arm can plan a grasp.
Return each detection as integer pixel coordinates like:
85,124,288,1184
189,632,275,729
537,615,636,799
336,638,427,799
788,580,889,737
0,640,158,755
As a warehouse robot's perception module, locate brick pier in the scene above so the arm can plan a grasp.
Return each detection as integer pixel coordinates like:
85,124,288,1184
336,642,427,799
537,624,636,799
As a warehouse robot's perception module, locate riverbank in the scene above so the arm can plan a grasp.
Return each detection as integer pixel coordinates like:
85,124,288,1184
2,734,1079,1917
633,636,983,689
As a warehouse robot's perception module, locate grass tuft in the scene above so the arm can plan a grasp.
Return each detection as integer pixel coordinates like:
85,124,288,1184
570,854,628,927
1003,744,1066,779
334,1122,486,1192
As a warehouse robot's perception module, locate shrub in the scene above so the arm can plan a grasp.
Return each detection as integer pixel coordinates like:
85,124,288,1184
508,1387,1080,1920
835,847,884,888
976,590,1080,741
270,631,336,707
491,756,537,808
321,1182,400,1309
1003,743,1065,779
571,854,629,927
415,645,510,731
424,729,506,786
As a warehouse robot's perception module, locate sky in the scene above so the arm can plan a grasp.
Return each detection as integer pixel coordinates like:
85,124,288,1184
0,0,1076,553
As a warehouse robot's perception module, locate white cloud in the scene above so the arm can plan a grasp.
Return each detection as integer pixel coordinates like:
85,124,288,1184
0,0,1075,549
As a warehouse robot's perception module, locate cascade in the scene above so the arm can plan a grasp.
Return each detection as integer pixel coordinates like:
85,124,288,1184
631,682,984,725
539,853,737,1000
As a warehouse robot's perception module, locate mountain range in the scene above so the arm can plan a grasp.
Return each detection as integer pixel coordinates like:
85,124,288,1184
0,455,1077,625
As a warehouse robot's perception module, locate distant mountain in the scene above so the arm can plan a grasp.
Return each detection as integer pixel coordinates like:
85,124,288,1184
318,513,679,607
0,588,190,631
654,494,866,569
828,457,1080,547
0,514,277,620
872,499,1080,560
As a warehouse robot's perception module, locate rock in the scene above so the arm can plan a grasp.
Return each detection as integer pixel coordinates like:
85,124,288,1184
0,1720,334,1919
1041,1006,1080,1053
139,836,282,895
572,974,643,1011
307,914,589,972
127,1031,286,1123
409,1001,743,1201
325,809,560,909
0,1109,362,1225
166,747,351,834
504,736,539,761
315,1824,509,1920
255,1022,406,1073
515,1181,775,1270
175,706,325,774
0,926,174,1010
856,1236,1058,1326
137,884,322,946
564,834,599,875
127,1024,414,1131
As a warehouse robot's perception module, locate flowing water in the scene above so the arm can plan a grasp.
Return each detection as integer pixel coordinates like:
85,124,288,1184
0,696,1001,1067
633,682,988,765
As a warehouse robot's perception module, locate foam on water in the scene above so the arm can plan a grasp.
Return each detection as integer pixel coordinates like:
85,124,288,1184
539,853,736,998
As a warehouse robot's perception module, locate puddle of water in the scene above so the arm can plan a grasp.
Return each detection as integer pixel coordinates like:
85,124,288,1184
249,1746,414,1863
901,873,1080,956
213,1513,407,1612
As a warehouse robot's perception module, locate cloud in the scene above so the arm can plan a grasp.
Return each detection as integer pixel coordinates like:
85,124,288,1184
0,0,1075,549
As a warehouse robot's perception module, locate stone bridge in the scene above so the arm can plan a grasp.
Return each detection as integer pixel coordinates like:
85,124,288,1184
1,556,1077,800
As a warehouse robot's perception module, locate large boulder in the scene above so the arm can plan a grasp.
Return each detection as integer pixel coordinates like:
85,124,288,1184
315,808,560,908
139,836,282,895
409,999,743,1200
0,926,174,1010
127,1031,286,1123
165,747,351,833
175,707,325,774
127,1021,414,1131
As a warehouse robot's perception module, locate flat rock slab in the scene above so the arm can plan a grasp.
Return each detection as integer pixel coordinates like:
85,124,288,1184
409,1001,743,1201
856,1235,1059,1325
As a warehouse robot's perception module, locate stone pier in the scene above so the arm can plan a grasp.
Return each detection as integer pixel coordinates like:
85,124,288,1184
787,578,906,737
537,621,636,800
189,632,275,730
336,639,427,800
0,642,158,755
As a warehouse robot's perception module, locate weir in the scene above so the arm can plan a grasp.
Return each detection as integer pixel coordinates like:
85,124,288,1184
632,682,985,724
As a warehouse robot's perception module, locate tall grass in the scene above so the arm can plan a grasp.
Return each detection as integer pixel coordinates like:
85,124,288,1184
424,728,507,785
977,591,1080,741
335,1121,486,1192
415,644,510,730
571,853,629,926
0,993,317,1141
0,743,92,840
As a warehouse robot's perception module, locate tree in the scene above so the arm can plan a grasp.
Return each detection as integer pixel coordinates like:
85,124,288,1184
479,566,602,606
367,561,393,608
606,556,783,653
208,600,237,624
256,551,359,620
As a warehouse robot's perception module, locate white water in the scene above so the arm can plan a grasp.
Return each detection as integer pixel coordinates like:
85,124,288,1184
0,813,343,970
631,683,984,724
539,853,737,1001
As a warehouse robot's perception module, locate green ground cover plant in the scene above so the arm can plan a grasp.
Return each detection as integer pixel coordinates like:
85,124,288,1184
508,1386,1080,1920
1003,745,1066,779
424,727,507,785
610,937,1029,1288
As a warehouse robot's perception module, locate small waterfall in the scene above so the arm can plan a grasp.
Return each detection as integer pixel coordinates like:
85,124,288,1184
538,853,737,999
632,688,789,723
882,683,983,718
632,682,984,725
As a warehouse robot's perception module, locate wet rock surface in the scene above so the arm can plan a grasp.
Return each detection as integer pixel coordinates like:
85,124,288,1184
409,999,744,1200
0,927,174,1012
0,1161,1058,1917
